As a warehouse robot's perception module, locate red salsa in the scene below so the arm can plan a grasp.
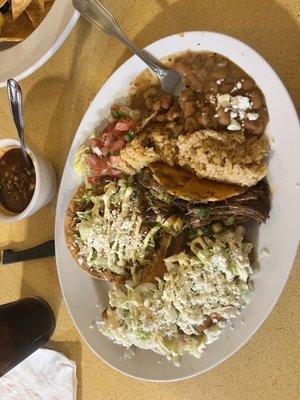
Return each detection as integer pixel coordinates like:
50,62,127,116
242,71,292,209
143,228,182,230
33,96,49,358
0,148,36,214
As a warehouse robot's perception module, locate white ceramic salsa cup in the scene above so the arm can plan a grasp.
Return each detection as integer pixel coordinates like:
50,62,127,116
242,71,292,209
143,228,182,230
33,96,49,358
0,138,56,222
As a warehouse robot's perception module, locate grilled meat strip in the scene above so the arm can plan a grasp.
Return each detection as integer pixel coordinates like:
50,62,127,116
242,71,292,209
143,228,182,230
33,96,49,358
187,180,270,228
135,168,270,227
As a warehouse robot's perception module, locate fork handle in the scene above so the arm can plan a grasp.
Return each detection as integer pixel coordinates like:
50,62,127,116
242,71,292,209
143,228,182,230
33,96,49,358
72,0,163,75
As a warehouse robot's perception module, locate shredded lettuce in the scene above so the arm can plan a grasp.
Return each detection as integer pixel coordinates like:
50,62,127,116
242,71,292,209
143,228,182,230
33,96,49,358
161,215,184,236
190,226,253,282
99,226,254,365
74,179,162,276
73,146,88,177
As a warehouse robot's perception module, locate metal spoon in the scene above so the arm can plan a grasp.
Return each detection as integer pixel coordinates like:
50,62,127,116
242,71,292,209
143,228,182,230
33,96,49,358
72,0,182,93
7,78,30,164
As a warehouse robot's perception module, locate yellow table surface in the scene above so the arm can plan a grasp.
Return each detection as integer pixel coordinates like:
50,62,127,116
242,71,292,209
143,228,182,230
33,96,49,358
0,0,299,398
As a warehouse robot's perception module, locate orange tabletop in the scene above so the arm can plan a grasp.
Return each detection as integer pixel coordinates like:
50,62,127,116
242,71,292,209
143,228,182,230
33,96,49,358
0,1,299,399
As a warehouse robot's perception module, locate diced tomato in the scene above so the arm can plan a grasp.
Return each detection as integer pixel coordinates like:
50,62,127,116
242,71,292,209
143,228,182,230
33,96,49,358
110,138,126,152
90,138,101,147
115,121,130,132
110,155,122,164
99,133,115,154
121,117,137,131
86,154,122,179
87,176,100,185
100,147,109,156
103,122,116,134
86,154,108,173
107,167,122,177
86,112,137,183
86,154,99,167
99,124,116,141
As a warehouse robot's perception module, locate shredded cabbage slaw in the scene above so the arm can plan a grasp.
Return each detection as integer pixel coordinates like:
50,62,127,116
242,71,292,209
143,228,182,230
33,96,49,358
99,226,253,365
74,179,161,277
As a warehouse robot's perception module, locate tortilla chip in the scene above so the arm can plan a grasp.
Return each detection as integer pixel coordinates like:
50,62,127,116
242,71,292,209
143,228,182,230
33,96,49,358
26,0,53,28
36,0,45,9
0,12,4,30
0,0,8,7
0,10,33,42
25,0,44,27
149,162,247,203
12,0,33,21
45,0,54,9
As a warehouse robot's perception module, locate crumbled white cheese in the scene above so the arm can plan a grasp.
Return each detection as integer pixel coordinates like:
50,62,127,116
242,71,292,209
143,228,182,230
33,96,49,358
209,94,216,104
238,110,246,119
78,257,84,265
75,180,161,276
227,119,242,131
216,79,223,85
100,227,253,366
216,93,253,131
259,248,270,258
217,94,231,107
123,347,135,360
204,323,225,344
230,81,243,93
246,112,259,121
89,322,95,330
231,95,251,111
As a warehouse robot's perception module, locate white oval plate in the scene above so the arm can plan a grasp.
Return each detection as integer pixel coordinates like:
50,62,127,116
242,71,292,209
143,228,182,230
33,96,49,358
55,31,300,381
0,1,79,87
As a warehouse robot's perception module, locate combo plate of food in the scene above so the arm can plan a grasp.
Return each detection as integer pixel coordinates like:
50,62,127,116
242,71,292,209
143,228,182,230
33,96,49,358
55,31,300,381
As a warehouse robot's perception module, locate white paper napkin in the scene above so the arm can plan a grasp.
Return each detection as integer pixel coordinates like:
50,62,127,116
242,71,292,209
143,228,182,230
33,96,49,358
0,348,77,400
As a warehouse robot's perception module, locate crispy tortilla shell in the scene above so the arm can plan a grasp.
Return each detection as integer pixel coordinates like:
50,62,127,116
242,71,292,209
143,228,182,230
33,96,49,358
149,162,247,203
64,185,125,283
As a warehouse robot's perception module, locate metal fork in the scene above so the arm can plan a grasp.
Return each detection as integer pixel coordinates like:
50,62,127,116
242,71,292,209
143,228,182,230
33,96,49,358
72,0,182,93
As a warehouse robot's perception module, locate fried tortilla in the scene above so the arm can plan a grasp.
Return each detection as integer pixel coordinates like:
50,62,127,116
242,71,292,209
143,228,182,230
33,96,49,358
140,231,172,284
0,10,33,42
149,162,247,203
26,0,44,27
0,12,4,30
36,0,45,8
26,0,53,28
12,0,32,20
0,0,54,42
65,185,125,282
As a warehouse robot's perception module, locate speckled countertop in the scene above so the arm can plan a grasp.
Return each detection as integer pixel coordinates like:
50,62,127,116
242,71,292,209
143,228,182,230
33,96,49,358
0,1,299,399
